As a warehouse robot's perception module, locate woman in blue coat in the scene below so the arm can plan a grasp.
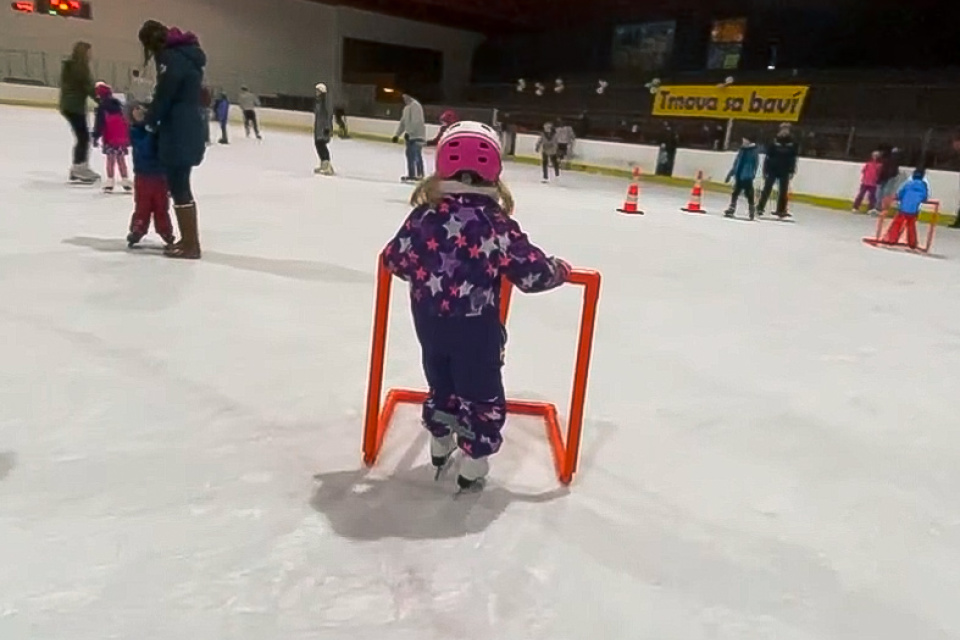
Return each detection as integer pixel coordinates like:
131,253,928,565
138,19,207,259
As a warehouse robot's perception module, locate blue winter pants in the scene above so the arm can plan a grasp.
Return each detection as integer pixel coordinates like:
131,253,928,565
413,310,506,459
405,138,425,179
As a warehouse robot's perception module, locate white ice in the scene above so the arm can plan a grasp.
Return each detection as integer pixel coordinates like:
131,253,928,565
1,104,960,640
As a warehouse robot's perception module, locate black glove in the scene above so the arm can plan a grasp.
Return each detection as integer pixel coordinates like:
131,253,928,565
391,136,399,144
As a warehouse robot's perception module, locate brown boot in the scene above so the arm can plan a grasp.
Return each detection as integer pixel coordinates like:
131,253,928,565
165,203,201,259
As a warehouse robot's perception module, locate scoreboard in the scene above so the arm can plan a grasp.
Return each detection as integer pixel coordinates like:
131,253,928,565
10,0,93,19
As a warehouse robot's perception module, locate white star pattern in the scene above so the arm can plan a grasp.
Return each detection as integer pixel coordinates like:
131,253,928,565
398,237,412,253
443,217,464,238
426,274,443,296
458,282,474,298
479,235,498,257
497,233,512,252
521,273,541,289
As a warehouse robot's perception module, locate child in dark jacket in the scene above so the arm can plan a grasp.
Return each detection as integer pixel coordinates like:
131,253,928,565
127,103,174,248
92,83,132,193
213,92,230,144
426,110,458,147
381,121,571,492
724,135,760,219
882,168,930,249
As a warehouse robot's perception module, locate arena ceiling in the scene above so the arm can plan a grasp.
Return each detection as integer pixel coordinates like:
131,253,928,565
317,0,716,32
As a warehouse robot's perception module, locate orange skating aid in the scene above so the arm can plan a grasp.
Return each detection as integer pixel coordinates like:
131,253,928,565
617,166,644,215
681,170,707,213
362,262,602,486
862,199,941,255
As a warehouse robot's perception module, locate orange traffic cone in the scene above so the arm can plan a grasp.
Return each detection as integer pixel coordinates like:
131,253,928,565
681,171,707,213
617,166,644,215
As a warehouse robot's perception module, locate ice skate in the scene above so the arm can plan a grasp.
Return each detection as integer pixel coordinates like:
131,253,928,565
314,165,323,175
319,160,335,176
102,178,115,193
724,207,735,218
748,205,756,221
126,232,142,248
69,163,100,185
121,178,133,193
455,456,489,494
430,433,457,480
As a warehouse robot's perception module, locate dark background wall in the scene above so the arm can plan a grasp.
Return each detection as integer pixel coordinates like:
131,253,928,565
472,0,960,82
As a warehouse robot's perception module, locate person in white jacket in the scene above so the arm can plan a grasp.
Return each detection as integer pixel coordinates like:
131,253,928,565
556,120,576,168
127,69,154,105
391,93,426,181
238,86,261,140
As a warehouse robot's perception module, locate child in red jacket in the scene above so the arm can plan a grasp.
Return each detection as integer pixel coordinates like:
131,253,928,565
852,151,882,214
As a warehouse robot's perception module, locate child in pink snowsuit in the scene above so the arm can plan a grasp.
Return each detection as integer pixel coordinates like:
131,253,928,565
853,151,882,213
92,83,131,193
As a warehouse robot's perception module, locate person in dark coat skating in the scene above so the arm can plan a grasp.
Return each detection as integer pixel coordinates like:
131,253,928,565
313,83,335,175
138,19,207,259
59,41,100,183
757,123,799,218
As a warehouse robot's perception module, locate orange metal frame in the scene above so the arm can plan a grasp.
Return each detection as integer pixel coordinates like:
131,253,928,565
362,262,602,485
863,199,940,254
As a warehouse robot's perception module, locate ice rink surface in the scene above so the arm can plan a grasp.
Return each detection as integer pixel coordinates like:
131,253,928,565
2,104,960,639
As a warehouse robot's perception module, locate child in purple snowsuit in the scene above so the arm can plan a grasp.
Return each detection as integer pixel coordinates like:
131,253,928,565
213,92,230,144
381,121,571,491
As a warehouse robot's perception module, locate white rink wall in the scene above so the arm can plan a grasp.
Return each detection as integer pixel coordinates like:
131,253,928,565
3,81,956,213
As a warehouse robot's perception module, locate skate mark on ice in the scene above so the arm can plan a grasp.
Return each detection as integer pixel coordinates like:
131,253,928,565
310,464,567,541
188,251,373,284
62,237,138,254
61,238,373,284
0,451,16,481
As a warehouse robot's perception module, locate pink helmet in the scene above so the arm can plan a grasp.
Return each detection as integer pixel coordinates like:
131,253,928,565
94,82,112,100
436,121,502,183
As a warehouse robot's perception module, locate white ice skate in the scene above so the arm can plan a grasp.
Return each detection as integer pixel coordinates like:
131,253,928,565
430,434,457,480
69,163,100,185
456,456,489,494
121,178,133,193
102,178,115,193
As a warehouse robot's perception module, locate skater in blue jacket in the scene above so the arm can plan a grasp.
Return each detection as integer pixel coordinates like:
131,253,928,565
724,135,760,219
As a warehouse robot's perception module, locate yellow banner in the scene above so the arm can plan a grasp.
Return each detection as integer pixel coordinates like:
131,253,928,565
651,85,809,122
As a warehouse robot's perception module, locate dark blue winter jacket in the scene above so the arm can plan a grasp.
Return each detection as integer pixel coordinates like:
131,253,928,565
147,28,207,168
130,123,164,176
213,96,230,125
727,143,760,182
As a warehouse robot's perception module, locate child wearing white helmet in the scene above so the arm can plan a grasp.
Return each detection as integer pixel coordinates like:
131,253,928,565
380,121,572,492
313,82,334,175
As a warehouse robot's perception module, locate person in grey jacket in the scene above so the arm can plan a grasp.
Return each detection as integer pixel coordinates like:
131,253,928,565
238,86,261,139
313,83,335,176
391,93,426,181
536,121,561,183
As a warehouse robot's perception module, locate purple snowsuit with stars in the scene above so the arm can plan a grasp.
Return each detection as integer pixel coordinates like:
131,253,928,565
381,187,568,460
